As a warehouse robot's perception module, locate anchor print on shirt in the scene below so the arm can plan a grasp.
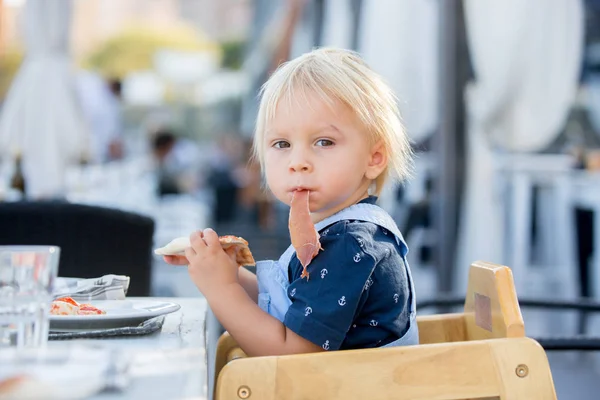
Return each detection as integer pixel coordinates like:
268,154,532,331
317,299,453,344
369,319,378,327
364,277,373,291
393,293,399,303
322,340,330,350
304,306,312,316
320,268,328,279
356,238,364,248
353,253,362,263
290,288,297,297
338,296,346,306
381,228,388,236
322,229,329,237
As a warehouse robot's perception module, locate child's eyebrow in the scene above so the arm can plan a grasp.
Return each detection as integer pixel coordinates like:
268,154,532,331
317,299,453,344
320,124,342,135
264,129,286,138
264,125,341,139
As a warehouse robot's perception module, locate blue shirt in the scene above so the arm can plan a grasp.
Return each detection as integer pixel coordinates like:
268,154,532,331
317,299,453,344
283,196,413,350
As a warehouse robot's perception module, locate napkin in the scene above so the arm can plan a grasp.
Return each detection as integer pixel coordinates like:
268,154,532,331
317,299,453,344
52,274,130,301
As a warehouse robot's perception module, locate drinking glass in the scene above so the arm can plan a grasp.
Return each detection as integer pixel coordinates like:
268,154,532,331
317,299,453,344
0,246,60,348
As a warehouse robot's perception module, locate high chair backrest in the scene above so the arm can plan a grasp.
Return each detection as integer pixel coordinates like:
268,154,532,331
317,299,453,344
417,261,525,344
463,260,525,340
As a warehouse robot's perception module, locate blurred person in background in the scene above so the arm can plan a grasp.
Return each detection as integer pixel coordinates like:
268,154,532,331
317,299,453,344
76,71,125,164
151,127,201,196
206,133,246,225
230,137,278,228
106,78,125,161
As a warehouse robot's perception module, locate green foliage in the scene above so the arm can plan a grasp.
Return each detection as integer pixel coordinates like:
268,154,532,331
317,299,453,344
0,47,24,100
83,24,222,79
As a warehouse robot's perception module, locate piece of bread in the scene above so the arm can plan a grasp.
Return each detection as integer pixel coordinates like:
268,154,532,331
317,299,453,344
154,237,190,256
154,235,256,266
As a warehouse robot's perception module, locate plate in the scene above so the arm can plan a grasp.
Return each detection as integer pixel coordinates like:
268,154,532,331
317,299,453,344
49,299,181,332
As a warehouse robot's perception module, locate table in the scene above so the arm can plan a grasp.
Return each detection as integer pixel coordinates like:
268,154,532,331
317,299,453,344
50,297,209,400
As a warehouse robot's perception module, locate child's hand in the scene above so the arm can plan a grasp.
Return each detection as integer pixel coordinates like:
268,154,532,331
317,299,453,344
163,255,188,266
184,228,239,296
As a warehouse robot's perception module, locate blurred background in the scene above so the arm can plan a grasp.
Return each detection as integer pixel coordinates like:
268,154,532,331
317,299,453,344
1,0,600,396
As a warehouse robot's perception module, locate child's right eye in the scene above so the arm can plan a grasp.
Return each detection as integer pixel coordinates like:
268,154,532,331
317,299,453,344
272,141,290,149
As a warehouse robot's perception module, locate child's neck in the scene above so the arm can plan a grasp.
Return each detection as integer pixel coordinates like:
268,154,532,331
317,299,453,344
311,189,370,224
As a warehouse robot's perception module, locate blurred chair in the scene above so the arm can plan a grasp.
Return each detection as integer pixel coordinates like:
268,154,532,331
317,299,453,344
213,261,557,400
498,154,577,300
0,201,154,296
569,172,600,335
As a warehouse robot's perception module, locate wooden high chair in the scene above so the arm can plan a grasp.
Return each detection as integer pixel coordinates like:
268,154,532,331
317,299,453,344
213,261,557,399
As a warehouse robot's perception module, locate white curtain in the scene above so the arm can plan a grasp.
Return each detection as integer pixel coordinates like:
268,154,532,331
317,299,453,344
289,1,318,59
359,0,440,143
0,0,90,199
321,0,353,50
455,0,584,291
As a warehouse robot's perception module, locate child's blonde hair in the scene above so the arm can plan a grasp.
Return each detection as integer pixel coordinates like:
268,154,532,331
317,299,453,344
253,47,413,195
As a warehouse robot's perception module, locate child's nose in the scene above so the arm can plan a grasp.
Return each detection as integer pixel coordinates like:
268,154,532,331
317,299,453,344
289,160,311,172
289,151,312,172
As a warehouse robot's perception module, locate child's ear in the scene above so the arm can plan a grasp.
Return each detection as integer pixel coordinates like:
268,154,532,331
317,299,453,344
366,140,387,180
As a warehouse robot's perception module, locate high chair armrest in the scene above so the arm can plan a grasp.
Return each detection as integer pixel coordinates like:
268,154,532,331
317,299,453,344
215,332,247,392
215,337,556,400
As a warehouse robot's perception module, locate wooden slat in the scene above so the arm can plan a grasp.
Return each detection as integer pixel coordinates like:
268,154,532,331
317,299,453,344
464,261,525,341
418,313,467,344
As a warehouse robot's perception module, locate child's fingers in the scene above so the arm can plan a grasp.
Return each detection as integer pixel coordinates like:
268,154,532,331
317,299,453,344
190,231,206,250
163,255,188,265
202,228,220,247
184,247,196,260
224,246,239,264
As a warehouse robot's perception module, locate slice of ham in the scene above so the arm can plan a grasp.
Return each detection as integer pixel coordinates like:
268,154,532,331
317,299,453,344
289,190,322,279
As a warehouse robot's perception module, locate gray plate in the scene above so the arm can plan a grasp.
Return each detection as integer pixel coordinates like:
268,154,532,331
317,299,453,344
49,300,180,332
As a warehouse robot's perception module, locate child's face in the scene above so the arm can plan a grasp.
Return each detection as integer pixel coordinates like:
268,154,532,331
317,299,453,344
263,89,384,220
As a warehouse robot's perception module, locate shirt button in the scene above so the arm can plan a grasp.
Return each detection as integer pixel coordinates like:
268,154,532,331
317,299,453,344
353,324,357,328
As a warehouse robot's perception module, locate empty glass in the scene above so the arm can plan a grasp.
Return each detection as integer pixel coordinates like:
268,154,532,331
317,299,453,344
0,246,60,348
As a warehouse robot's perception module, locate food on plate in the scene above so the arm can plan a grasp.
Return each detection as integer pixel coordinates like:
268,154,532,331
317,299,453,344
54,296,78,306
50,297,106,316
154,235,256,266
76,304,106,315
49,299,79,315
289,190,322,280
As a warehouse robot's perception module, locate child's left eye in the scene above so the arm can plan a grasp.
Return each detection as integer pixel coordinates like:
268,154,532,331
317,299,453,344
315,139,334,147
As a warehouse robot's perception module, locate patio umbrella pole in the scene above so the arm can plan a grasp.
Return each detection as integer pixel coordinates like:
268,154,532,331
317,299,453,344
433,0,469,299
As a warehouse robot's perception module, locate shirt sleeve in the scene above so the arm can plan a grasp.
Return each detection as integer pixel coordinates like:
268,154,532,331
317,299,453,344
284,228,376,350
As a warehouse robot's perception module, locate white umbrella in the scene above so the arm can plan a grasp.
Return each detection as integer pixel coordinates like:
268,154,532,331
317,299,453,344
359,0,440,143
455,0,584,291
0,0,90,199
320,0,353,50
